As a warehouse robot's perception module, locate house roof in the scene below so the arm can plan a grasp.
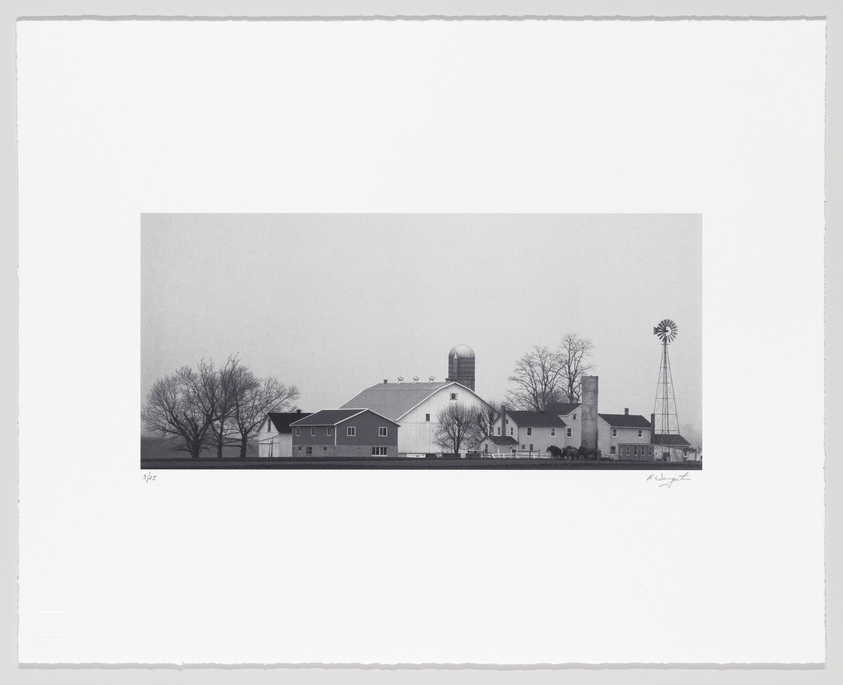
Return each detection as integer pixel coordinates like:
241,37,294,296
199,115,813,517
490,436,518,445
652,433,693,447
290,408,400,427
599,413,652,428
505,410,568,428
544,402,581,416
266,412,312,433
340,381,471,421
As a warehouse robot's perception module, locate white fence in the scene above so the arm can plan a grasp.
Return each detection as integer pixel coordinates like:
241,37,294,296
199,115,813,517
487,450,551,460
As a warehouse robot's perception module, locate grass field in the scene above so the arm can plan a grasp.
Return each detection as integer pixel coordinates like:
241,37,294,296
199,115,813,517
141,436,259,460
140,455,702,470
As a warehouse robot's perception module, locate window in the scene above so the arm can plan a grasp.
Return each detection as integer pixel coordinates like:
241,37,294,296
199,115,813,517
566,428,572,438
496,427,501,435
510,427,513,436
550,428,556,437
527,427,532,436
323,446,327,451
425,413,430,422
306,446,313,455
450,393,457,400
573,413,577,420
295,427,300,436
327,427,332,436
521,444,525,450
637,429,643,438
347,426,356,437
648,446,653,457
484,444,489,453
378,426,388,437
298,446,302,452
626,446,631,456
612,428,618,438
610,446,616,455
634,446,638,456
529,444,533,452
372,446,388,456
311,427,316,436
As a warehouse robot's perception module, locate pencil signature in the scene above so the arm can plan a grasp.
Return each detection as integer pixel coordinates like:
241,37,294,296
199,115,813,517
646,472,691,488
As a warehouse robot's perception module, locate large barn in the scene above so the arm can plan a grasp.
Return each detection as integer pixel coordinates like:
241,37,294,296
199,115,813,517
340,379,491,456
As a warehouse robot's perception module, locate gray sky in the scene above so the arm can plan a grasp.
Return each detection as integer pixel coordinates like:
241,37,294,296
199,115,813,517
142,214,702,435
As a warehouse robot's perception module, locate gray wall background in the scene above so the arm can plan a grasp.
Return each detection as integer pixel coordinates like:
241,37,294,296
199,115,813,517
2,1,839,684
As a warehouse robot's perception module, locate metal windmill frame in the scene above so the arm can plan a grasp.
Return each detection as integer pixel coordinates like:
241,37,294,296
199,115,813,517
653,319,680,438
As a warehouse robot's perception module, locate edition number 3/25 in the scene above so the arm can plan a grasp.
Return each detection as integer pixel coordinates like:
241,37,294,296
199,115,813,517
143,472,157,482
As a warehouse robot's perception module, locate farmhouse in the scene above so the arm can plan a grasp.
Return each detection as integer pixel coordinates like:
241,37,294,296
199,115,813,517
256,410,311,457
290,409,399,458
341,379,491,456
598,410,654,460
544,401,582,445
481,408,569,456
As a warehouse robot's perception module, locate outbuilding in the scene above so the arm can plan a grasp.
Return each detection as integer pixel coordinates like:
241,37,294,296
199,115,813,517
257,411,312,458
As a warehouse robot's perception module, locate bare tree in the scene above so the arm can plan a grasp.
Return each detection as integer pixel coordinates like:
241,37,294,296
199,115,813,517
143,357,300,459
141,367,215,458
473,399,501,444
434,403,484,454
506,345,566,411
206,355,245,459
230,372,300,458
558,334,594,402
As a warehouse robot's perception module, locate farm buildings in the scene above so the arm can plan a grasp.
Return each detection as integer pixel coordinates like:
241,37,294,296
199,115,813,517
262,344,699,461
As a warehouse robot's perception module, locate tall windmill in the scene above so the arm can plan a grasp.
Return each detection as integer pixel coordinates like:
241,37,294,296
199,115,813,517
653,319,680,436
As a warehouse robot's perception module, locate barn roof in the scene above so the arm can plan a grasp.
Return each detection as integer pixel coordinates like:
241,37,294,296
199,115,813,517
652,433,693,447
599,413,652,428
290,408,400,427
266,412,312,433
505,410,568,427
340,381,466,421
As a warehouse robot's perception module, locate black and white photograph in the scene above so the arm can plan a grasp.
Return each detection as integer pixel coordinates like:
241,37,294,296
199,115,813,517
141,213,701,469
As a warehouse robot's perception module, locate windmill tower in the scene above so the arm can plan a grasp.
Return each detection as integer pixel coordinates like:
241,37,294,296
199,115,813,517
653,319,680,437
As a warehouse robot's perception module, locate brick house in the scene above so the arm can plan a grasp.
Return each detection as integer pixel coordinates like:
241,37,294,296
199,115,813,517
290,409,399,458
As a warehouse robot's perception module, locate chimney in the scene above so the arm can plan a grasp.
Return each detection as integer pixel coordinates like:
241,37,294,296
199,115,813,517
296,409,302,413
624,408,629,416
383,379,388,384
581,376,599,449
651,413,656,430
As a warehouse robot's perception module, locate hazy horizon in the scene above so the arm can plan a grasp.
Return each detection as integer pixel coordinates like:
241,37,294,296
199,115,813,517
141,214,702,441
